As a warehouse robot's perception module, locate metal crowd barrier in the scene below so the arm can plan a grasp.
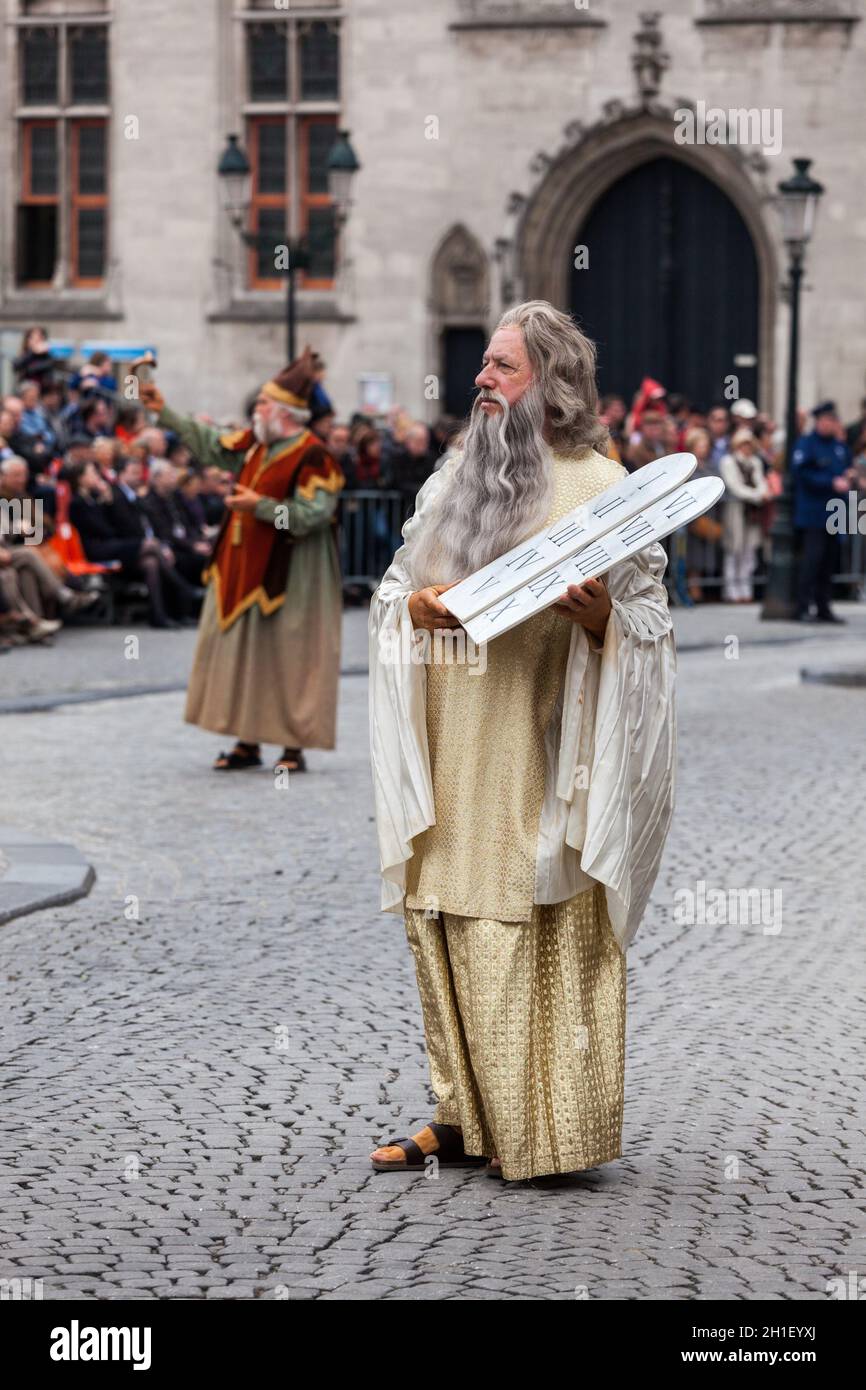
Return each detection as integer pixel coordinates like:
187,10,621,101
339,489,408,591
338,490,866,603
662,528,866,605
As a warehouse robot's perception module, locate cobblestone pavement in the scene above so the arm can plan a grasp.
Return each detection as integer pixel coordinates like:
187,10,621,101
1,603,864,1301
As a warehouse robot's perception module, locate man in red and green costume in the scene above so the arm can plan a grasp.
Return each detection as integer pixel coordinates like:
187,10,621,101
140,348,344,773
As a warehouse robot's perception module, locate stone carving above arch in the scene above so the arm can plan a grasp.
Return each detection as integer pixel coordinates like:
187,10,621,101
430,224,489,322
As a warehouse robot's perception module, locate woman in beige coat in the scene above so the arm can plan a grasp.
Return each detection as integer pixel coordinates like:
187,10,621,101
719,428,769,602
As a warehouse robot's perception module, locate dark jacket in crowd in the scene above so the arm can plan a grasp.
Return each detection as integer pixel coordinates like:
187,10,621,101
382,446,436,497
69,494,142,568
140,490,199,555
108,483,154,542
13,350,56,385
790,432,851,531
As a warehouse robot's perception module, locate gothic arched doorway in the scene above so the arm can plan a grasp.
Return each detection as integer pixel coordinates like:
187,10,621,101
569,156,759,410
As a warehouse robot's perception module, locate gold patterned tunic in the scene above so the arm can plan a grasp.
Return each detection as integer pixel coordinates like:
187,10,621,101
404,447,624,921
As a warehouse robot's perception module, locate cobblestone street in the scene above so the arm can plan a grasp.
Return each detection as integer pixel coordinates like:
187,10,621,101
1,604,864,1301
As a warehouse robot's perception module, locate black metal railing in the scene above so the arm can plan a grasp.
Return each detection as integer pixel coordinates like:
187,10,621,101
339,491,866,603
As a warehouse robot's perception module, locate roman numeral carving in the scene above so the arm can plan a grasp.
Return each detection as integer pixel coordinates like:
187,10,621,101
592,494,627,517
483,593,519,623
572,543,609,575
615,515,653,546
664,487,696,520
527,570,563,599
470,571,502,595
506,546,541,572
547,518,586,548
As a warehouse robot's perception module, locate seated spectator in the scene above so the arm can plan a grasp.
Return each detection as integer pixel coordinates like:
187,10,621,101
17,380,60,460
0,558,61,646
0,405,19,461
141,459,211,584
0,457,96,622
2,393,54,483
66,457,195,628
175,469,217,542
39,381,68,456
137,426,169,463
199,466,231,527
167,440,194,470
93,435,123,483
115,402,146,444
108,456,153,539
79,396,115,441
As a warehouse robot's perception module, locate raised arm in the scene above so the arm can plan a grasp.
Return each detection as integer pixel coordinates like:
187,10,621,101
138,383,242,472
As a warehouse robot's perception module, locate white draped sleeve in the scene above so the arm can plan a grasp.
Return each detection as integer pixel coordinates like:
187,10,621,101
554,540,677,951
367,466,452,912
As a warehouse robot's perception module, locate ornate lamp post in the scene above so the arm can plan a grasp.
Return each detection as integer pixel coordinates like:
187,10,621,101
761,157,824,620
217,130,360,361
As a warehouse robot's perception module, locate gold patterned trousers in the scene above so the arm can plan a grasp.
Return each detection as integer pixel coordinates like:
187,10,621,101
404,883,627,1181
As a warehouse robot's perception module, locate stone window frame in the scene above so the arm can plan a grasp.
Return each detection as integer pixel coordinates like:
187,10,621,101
5,4,112,303
232,5,344,294
695,0,859,25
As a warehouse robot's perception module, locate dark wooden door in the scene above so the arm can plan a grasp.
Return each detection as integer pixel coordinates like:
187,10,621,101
570,156,759,410
443,327,486,419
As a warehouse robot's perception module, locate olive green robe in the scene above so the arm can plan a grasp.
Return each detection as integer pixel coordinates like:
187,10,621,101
159,405,343,750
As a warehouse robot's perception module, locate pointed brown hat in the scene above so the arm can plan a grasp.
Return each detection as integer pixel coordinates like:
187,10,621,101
261,345,318,409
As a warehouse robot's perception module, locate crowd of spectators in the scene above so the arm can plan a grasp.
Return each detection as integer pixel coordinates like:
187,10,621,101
3,327,864,648
600,379,866,606
0,326,462,650
0,326,233,650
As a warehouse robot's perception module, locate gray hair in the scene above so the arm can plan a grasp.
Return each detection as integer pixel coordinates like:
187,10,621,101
148,459,177,480
274,402,310,428
0,455,28,476
495,300,609,454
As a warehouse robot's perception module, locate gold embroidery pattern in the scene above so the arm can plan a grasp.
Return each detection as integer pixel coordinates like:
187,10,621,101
404,882,626,1181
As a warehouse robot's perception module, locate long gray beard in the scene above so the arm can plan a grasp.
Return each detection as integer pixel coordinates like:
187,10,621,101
408,379,554,587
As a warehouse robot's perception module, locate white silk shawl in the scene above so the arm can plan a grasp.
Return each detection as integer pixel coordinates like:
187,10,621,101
367,457,677,952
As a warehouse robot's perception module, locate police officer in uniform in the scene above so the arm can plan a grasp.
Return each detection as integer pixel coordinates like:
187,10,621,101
791,401,853,623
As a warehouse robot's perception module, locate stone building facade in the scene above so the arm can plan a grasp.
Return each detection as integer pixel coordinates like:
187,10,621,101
0,0,864,426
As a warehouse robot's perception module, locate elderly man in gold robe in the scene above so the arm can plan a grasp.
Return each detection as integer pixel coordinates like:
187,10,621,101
367,300,676,1182
141,349,344,773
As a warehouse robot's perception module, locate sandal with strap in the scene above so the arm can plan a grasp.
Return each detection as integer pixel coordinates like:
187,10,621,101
213,743,262,771
274,747,306,773
370,1122,488,1172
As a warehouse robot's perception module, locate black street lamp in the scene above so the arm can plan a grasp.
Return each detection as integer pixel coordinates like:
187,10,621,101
217,130,360,361
761,157,825,620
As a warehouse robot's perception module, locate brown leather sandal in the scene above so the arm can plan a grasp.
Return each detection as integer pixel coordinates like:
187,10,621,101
370,1122,488,1172
274,748,306,773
